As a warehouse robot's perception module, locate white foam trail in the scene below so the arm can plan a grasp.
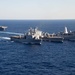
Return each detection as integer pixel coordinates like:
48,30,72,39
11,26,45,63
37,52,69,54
0,31,24,35
0,37,11,40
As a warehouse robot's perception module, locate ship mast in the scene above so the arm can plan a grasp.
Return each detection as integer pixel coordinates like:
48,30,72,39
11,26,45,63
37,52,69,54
64,27,68,34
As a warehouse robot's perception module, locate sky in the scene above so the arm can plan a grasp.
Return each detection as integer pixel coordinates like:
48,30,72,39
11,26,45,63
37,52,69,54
0,0,75,20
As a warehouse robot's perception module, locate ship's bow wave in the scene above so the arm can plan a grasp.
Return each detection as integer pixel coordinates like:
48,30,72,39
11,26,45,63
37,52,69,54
0,31,24,35
0,37,11,40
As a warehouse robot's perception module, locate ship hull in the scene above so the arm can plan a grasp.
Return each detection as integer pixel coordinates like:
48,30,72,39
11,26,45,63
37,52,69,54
11,37,42,45
49,37,63,43
58,34,75,40
42,37,63,43
0,28,4,31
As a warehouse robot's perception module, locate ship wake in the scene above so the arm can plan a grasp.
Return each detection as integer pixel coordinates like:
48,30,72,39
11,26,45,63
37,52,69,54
0,31,24,41
0,37,11,40
0,31,24,35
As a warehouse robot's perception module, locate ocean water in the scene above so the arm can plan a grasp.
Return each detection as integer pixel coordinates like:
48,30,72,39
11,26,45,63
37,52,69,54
0,20,75,75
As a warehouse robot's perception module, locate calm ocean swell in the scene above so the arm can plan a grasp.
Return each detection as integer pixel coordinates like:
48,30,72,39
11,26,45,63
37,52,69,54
0,20,75,75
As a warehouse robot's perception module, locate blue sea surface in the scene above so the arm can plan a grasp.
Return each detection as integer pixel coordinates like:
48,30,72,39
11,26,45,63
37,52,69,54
0,20,75,75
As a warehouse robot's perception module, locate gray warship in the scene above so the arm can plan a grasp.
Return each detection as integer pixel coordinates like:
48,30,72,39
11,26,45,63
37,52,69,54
10,27,43,45
0,26,7,31
56,27,75,41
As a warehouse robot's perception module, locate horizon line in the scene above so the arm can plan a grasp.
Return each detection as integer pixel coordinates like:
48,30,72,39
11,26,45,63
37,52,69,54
0,19,75,20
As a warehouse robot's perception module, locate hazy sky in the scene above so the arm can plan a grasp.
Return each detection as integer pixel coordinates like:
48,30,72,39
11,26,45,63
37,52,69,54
0,0,75,19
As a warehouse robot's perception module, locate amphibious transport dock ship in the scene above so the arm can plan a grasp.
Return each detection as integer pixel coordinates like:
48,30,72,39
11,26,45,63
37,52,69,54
10,27,42,45
0,26,7,31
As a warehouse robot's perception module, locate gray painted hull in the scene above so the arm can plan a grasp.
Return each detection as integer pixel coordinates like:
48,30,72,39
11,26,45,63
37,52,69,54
11,37,42,45
59,35,75,40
